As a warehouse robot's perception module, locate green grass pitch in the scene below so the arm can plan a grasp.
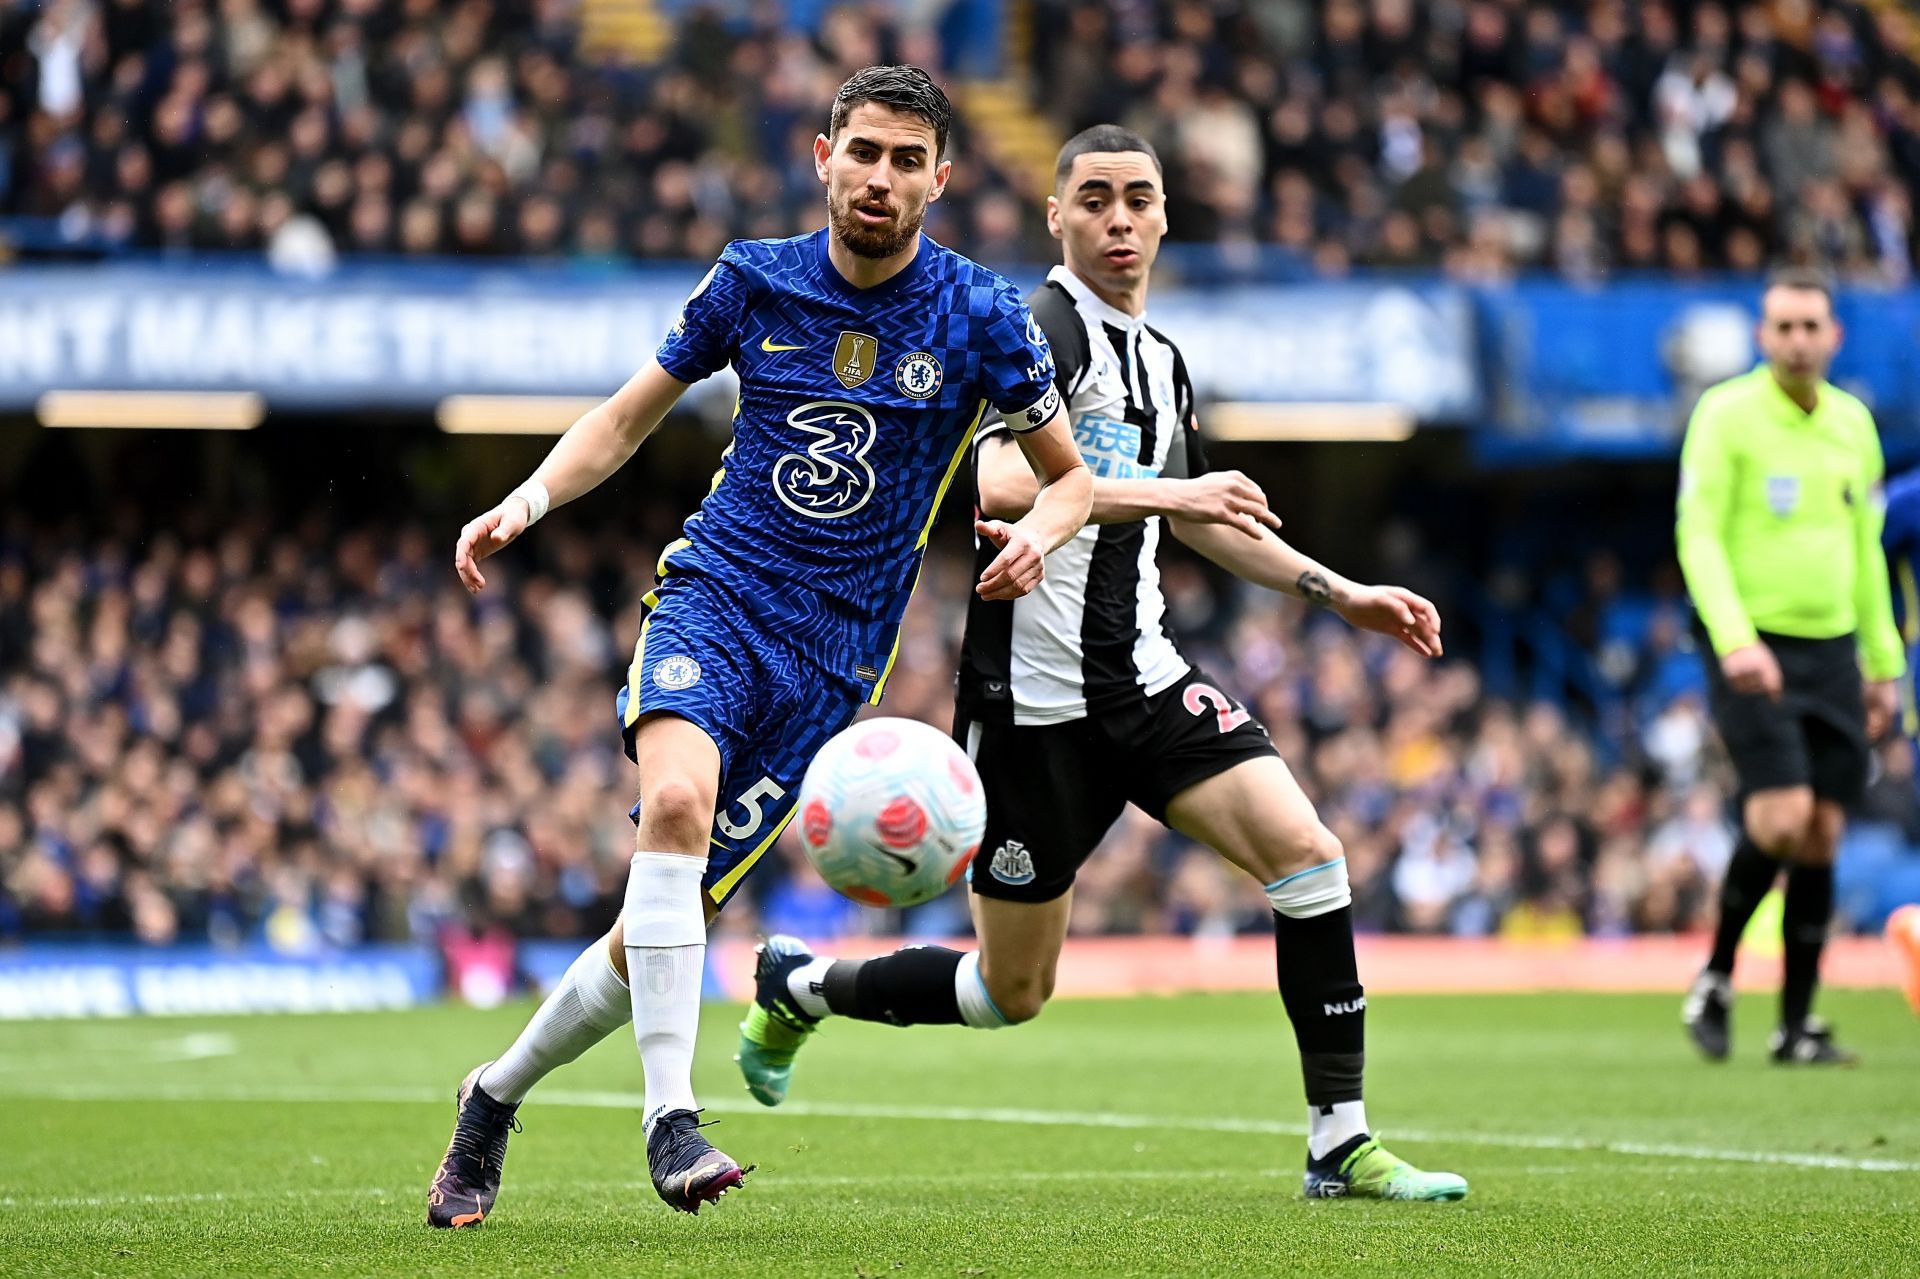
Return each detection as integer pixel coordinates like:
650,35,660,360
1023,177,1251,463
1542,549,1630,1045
3,990,1916,1277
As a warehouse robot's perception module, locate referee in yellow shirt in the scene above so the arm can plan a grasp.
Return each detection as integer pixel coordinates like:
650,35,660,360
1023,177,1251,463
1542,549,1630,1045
1676,268,1903,1066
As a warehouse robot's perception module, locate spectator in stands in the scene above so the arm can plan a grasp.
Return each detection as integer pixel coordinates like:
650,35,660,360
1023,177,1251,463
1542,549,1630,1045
3,0,1918,280
1,502,1829,948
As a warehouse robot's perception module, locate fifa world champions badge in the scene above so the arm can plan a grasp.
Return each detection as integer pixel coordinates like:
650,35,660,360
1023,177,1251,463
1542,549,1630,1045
833,331,878,388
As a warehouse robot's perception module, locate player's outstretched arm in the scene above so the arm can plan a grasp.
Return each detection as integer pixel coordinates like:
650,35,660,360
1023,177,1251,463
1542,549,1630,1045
975,410,1091,601
977,436,1280,534
1169,518,1443,658
453,360,690,593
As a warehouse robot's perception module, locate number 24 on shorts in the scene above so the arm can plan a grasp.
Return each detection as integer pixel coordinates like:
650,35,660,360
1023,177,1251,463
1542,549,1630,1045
1184,682,1251,733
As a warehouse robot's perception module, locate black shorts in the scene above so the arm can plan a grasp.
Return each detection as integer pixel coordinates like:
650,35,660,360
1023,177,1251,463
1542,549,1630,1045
1701,628,1868,806
958,665,1278,903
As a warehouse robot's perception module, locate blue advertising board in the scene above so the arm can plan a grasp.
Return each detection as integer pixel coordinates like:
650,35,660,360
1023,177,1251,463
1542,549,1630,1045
0,262,1483,420
0,944,441,1018
6,261,1917,459
1480,279,1920,461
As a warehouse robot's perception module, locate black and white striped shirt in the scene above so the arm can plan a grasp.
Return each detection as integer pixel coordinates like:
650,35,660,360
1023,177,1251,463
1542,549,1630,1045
958,265,1207,724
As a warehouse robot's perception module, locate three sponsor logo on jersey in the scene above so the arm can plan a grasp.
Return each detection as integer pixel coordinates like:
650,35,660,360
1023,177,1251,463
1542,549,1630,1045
773,401,880,519
761,329,956,521
759,321,1056,519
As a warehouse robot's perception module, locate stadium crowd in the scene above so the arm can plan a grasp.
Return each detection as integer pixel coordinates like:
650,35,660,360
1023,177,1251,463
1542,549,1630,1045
5,0,1919,953
5,506,1863,952
3,0,1920,279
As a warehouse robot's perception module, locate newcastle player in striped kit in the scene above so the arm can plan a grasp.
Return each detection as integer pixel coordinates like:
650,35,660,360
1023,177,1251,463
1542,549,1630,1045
738,126,1468,1201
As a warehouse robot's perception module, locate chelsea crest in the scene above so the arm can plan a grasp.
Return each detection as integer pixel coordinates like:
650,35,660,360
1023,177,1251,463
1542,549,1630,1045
895,351,943,400
653,655,702,690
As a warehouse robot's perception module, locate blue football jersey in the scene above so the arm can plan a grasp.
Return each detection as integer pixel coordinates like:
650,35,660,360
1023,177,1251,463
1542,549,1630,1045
1883,468,1920,736
652,229,1060,685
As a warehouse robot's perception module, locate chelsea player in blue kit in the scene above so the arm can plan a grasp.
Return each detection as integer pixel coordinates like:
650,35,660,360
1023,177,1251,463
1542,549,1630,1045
427,66,1091,1225
1883,467,1920,743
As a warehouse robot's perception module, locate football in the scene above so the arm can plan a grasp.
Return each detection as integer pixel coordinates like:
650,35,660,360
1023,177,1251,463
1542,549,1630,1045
796,716,987,908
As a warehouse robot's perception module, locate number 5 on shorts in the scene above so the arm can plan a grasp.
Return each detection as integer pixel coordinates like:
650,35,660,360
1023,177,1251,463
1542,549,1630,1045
717,777,787,840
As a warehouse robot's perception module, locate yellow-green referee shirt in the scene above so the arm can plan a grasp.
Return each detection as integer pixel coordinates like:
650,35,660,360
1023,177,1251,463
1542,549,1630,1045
1676,365,1905,683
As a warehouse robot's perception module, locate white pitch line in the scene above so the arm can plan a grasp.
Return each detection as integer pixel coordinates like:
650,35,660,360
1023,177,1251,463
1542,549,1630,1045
148,1032,239,1063
0,1171,1277,1211
555,1091,1920,1174
5,1082,1915,1174
0,1031,238,1073
0,1165,1622,1211
0,1186,398,1210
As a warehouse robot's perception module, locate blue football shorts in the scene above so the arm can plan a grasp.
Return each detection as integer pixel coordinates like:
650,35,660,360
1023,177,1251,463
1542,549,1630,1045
615,570,874,908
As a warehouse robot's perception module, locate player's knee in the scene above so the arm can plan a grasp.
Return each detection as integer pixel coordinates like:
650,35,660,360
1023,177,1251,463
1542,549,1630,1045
1794,842,1838,868
1749,824,1803,860
1261,820,1343,880
1265,825,1350,920
1794,813,1844,867
1297,822,1344,870
998,992,1047,1025
638,775,715,849
986,975,1049,1025
976,953,1052,1025
1746,793,1812,859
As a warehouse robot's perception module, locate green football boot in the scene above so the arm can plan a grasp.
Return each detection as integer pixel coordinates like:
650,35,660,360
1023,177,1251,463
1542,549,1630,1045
735,934,821,1106
1304,1136,1469,1201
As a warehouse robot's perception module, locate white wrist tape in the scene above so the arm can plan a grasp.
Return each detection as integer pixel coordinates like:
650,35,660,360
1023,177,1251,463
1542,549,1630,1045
509,479,550,525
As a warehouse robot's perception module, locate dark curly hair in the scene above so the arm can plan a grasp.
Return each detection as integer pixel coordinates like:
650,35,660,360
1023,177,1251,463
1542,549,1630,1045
828,65,954,160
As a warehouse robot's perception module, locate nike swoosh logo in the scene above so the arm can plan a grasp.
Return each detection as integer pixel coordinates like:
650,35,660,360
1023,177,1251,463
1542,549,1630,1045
761,337,806,352
865,841,918,874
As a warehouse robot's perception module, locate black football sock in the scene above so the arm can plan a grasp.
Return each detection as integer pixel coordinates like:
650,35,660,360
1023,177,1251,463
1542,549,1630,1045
1706,836,1780,978
821,946,965,1026
1781,863,1834,1029
1273,906,1366,1109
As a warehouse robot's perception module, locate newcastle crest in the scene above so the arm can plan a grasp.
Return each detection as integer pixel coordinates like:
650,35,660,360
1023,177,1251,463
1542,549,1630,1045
989,839,1036,885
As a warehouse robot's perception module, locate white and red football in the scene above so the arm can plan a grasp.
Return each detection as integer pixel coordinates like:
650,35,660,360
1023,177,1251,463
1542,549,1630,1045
795,717,986,908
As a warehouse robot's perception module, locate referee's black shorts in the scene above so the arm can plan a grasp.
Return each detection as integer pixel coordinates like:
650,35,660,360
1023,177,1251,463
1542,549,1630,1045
1700,626,1868,806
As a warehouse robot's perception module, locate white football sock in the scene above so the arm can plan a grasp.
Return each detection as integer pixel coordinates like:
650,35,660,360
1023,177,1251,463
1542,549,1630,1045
786,957,835,1019
479,941,631,1104
1307,1100,1370,1160
623,851,709,1132
954,951,1011,1029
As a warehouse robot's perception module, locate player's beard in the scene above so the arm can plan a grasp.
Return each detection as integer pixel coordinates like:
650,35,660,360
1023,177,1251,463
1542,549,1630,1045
828,187,926,260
